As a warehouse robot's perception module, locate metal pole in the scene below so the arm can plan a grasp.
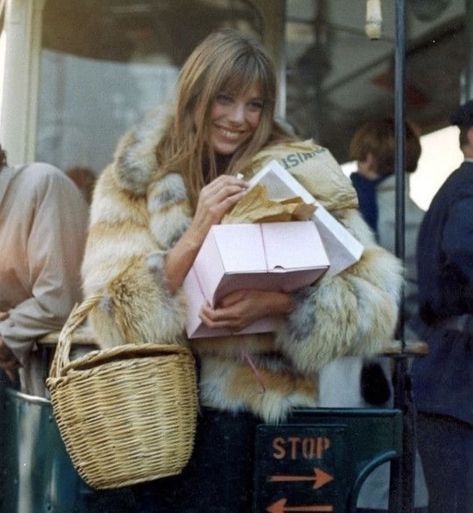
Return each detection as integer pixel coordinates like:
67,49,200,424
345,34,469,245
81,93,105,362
465,0,473,101
389,1,416,513
394,0,406,304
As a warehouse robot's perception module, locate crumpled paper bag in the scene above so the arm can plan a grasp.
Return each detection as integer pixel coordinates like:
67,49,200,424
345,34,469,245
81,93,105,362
222,184,316,224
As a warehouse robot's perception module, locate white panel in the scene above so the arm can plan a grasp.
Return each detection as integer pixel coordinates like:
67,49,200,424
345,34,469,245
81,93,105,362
0,0,45,165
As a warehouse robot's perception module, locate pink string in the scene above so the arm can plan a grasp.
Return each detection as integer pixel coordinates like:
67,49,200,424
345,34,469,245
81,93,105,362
239,337,266,393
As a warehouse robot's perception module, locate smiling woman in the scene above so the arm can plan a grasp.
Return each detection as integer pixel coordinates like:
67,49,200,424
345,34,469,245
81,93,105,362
80,28,403,513
159,29,287,210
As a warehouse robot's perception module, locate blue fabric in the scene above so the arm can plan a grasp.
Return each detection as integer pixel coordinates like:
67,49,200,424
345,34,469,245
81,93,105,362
416,413,473,513
416,162,473,323
412,161,473,423
350,172,380,235
411,161,473,513
412,323,473,423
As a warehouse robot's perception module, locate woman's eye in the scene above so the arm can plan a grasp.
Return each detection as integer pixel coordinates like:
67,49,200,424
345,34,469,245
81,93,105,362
216,94,233,105
248,100,264,112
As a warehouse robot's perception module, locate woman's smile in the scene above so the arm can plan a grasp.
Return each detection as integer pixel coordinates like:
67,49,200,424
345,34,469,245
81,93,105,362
216,126,242,138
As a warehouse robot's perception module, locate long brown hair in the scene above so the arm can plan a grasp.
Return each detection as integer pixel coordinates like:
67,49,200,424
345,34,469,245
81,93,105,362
155,29,291,209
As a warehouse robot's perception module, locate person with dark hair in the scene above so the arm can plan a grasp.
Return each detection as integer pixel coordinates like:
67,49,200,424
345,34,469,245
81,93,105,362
317,119,428,513
81,29,403,512
411,100,473,513
349,118,424,325
0,145,88,396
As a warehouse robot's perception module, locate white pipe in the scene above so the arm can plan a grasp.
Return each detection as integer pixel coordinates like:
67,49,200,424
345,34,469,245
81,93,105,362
366,0,383,40
0,0,45,165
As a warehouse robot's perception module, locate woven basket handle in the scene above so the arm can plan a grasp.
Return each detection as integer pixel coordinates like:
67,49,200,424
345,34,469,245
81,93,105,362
49,295,103,378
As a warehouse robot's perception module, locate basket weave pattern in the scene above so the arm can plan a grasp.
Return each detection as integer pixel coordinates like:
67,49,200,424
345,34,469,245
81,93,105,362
46,296,198,489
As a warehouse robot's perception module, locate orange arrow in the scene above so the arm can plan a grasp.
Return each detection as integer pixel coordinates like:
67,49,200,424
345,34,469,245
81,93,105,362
269,468,334,489
266,498,333,513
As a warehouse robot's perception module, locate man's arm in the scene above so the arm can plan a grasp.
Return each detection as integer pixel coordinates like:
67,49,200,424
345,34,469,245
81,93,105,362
0,166,89,366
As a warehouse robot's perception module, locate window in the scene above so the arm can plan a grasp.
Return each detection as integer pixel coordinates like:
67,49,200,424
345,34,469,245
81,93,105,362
36,0,262,175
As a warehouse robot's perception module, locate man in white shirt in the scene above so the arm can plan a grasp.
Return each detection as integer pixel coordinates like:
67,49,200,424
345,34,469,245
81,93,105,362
0,145,88,396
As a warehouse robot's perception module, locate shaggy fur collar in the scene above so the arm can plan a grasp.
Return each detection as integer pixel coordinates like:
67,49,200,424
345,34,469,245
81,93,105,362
112,108,171,195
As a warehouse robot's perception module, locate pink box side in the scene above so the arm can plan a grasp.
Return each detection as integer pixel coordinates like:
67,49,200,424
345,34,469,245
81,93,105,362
261,221,329,271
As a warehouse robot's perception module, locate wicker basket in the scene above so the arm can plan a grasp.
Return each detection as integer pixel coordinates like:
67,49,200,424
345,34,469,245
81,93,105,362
46,296,198,490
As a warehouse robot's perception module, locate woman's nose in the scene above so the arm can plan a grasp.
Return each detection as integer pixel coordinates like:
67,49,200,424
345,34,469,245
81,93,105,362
228,102,245,123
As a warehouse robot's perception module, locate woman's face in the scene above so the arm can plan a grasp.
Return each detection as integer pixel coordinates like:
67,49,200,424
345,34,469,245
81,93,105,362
207,84,264,155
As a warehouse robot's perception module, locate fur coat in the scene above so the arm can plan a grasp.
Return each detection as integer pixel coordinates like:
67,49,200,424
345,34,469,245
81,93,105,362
81,114,402,422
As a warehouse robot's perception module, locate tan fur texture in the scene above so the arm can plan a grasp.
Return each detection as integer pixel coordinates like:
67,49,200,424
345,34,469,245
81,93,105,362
81,113,402,422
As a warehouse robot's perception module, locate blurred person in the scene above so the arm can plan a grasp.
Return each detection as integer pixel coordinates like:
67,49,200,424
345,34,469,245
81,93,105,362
411,100,473,513
0,145,88,396
318,119,428,513
349,118,424,326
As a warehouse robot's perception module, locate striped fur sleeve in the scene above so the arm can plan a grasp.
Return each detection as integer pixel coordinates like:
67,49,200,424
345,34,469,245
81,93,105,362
81,167,188,348
274,209,403,373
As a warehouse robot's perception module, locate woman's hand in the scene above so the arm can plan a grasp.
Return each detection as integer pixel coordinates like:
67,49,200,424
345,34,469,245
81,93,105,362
164,175,248,293
199,289,294,332
187,175,249,247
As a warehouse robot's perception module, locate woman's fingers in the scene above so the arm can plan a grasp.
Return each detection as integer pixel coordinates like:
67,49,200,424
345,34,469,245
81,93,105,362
216,290,246,308
211,187,247,216
201,185,247,211
199,303,243,330
195,177,249,228
188,175,249,250
201,175,248,202
207,174,249,190
202,178,248,205
199,290,293,331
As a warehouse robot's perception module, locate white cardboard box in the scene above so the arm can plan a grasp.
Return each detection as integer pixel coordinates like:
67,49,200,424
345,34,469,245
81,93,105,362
183,221,329,338
248,160,364,277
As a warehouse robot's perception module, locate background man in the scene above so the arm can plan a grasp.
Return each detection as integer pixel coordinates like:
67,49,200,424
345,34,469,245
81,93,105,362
0,145,88,396
412,100,473,513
